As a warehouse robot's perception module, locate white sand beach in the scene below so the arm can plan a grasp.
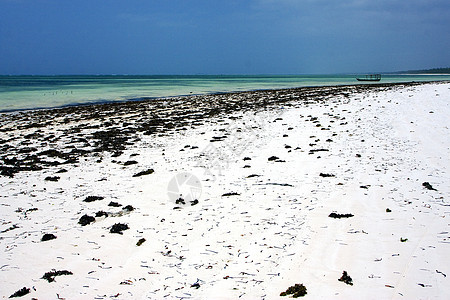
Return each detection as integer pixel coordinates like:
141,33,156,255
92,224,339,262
1,82,449,299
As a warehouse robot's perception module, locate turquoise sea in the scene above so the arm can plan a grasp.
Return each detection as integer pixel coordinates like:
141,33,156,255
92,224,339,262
1,74,450,112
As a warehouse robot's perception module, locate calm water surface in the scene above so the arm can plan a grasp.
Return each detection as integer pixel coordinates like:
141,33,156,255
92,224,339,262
1,74,449,112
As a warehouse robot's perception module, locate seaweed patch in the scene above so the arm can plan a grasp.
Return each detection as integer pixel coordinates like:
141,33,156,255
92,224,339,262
42,270,73,282
222,192,240,197
110,223,129,234
338,271,353,285
123,160,138,166
280,283,307,297
191,282,201,289
309,148,329,154
78,214,95,226
175,198,186,205
329,212,354,219
95,210,108,217
319,173,335,177
41,233,57,241
83,196,104,202
44,176,60,182
246,174,260,178
268,155,285,162
9,287,30,298
422,182,437,191
122,205,134,211
133,168,154,177
1,224,19,233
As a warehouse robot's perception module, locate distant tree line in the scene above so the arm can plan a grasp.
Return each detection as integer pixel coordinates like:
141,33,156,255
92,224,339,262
392,67,450,74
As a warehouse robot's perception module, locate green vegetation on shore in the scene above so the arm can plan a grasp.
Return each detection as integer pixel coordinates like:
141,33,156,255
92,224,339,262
390,67,450,74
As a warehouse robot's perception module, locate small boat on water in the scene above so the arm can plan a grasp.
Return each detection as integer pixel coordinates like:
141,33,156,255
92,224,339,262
356,74,381,82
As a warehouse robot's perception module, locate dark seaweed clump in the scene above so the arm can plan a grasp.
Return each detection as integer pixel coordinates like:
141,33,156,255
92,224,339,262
309,148,329,154
83,196,104,202
280,283,307,297
108,201,122,207
338,271,353,285
247,174,260,178
319,173,335,177
133,168,154,177
422,182,437,191
95,210,108,217
191,282,201,289
1,224,19,233
175,198,186,205
42,270,73,282
78,214,95,226
222,192,240,197
122,205,134,211
110,223,129,234
329,212,354,219
9,287,30,298
41,233,57,241
91,129,128,153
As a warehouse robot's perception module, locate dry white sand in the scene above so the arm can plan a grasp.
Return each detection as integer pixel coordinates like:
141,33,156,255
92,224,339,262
1,82,449,299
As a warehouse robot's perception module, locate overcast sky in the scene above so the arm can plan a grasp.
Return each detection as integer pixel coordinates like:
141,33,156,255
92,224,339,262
0,0,449,75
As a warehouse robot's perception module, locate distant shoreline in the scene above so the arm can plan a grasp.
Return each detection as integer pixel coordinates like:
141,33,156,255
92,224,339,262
385,73,450,76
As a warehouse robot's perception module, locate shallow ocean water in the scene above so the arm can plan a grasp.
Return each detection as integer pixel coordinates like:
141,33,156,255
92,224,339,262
1,74,449,112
